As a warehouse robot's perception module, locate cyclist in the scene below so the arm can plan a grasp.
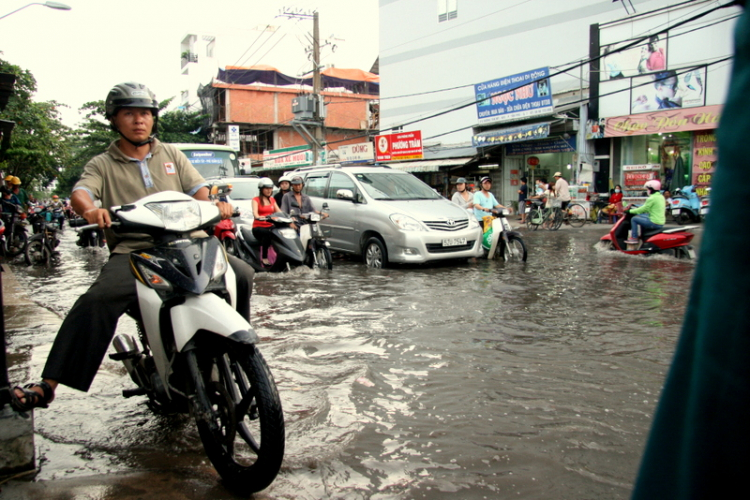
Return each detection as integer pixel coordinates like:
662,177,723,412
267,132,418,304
553,172,571,210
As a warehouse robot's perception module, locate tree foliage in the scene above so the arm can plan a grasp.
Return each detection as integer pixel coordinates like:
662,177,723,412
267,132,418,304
0,57,70,189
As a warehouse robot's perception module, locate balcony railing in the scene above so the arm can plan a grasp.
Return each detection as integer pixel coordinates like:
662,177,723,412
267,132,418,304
180,52,199,69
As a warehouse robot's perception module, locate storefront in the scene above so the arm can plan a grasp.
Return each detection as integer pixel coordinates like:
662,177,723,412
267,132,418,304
604,105,721,197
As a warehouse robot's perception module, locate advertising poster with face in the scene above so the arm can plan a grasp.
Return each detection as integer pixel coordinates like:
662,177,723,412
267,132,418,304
630,67,706,114
601,34,668,80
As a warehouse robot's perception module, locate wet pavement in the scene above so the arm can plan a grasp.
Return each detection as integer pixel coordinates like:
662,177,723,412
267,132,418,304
1,222,702,499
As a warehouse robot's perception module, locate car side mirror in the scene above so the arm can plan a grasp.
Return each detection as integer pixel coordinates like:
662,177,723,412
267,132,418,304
336,189,354,201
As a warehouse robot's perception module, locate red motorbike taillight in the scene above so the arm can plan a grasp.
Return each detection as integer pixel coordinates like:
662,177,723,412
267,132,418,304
672,200,679,205
701,199,708,206
20,212,27,219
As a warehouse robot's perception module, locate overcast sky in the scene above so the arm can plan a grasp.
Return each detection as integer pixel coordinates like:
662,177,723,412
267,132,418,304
0,0,379,127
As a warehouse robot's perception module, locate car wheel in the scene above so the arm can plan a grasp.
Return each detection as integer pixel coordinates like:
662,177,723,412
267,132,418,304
363,237,387,268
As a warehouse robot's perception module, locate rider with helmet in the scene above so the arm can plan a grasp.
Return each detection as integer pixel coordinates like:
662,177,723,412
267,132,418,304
625,179,666,245
280,175,328,229
274,174,292,207
252,177,280,265
9,82,256,413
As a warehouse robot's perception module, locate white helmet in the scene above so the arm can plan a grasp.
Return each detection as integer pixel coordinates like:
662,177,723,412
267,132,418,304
279,175,292,184
644,180,661,191
258,177,275,189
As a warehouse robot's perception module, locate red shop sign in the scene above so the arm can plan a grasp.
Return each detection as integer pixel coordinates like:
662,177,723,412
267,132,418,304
527,156,540,166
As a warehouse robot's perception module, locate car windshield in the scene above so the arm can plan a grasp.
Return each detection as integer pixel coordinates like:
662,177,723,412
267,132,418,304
182,149,238,178
354,172,441,200
229,181,259,200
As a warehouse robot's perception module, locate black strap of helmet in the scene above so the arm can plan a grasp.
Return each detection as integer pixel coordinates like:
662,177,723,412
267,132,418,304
119,131,155,148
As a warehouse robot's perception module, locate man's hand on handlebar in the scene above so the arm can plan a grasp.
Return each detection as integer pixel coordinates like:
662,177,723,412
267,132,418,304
216,201,234,220
83,208,111,228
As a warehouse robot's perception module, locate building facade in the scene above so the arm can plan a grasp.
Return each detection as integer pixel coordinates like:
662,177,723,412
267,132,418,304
378,0,738,205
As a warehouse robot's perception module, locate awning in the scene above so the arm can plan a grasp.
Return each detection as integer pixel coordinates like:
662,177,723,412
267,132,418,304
383,157,474,173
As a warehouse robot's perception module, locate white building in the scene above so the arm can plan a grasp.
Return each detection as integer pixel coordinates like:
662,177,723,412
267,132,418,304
378,0,738,203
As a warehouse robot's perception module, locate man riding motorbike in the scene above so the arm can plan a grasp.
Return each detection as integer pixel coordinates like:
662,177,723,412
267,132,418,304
280,175,328,230
625,179,666,246
10,82,255,412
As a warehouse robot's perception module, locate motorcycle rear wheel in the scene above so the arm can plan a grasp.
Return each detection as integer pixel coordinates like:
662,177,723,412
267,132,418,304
676,209,692,225
5,228,27,257
191,345,284,494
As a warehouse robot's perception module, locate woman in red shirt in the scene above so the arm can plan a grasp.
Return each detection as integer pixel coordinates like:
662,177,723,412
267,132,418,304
252,178,279,265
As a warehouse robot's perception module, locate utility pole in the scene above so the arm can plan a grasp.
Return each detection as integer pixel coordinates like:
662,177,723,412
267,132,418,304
279,8,326,165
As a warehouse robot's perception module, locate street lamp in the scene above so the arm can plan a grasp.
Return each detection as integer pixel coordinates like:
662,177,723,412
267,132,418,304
0,1,72,21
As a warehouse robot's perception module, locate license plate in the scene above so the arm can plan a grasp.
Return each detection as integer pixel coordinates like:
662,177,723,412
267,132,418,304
442,237,467,247
672,209,681,215
700,207,709,215
525,207,531,213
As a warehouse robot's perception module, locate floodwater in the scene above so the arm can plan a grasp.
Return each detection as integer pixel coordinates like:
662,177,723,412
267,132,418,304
4,223,700,499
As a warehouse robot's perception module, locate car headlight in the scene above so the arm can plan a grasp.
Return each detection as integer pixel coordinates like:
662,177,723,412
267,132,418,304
146,200,202,231
389,214,425,231
468,217,480,228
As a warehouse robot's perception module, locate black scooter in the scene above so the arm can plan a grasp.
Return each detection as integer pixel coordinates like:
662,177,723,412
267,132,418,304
234,212,306,272
69,217,106,248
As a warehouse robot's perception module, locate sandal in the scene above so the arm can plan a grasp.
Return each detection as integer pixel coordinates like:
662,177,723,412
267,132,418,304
10,381,55,412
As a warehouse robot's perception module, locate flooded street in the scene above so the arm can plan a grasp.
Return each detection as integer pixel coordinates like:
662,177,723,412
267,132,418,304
4,224,699,499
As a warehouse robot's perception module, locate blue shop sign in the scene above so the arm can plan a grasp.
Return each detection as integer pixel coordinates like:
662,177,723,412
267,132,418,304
475,67,554,125
506,137,577,156
472,122,550,147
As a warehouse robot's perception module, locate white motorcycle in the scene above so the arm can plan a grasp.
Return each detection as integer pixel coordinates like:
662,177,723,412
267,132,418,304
80,191,284,494
480,209,528,262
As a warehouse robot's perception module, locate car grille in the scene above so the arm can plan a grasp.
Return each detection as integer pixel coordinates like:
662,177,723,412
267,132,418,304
423,218,469,231
426,240,476,253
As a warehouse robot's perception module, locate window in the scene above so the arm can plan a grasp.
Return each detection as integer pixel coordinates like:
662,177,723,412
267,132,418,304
206,40,215,58
304,173,330,198
327,172,358,199
438,0,457,22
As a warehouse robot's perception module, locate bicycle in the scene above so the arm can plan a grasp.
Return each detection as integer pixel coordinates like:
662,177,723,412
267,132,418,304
560,203,587,228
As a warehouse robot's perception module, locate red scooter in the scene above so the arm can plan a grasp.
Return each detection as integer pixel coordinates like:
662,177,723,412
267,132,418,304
599,211,697,259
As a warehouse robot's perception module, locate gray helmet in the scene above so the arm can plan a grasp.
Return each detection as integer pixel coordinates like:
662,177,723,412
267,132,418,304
291,176,304,185
105,82,159,119
258,177,274,189
456,177,467,184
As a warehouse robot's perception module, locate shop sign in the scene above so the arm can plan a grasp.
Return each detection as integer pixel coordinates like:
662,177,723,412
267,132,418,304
624,170,659,188
506,136,576,155
692,131,717,196
527,156,540,166
227,124,240,151
623,164,660,171
375,131,423,162
472,122,550,147
475,67,554,125
338,142,374,163
604,104,722,137
262,145,325,169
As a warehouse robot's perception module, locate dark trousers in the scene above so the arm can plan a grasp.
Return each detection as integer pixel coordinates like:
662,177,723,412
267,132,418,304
252,226,273,259
42,253,255,392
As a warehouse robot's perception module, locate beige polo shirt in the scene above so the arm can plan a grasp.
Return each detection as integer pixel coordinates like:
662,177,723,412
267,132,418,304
74,138,207,253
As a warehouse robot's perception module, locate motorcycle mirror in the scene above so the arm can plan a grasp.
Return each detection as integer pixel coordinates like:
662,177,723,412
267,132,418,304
322,202,329,210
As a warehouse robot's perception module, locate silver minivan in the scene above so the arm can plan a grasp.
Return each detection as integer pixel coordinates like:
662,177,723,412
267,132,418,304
293,165,483,267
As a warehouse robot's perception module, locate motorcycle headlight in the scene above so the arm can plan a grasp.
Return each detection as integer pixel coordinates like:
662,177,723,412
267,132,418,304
389,214,425,231
145,201,202,231
212,247,229,281
280,228,298,239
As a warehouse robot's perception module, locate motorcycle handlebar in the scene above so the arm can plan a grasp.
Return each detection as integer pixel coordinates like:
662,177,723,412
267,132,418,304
76,221,120,232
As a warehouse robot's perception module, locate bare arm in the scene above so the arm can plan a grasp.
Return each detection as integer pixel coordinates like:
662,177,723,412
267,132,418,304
192,186,232,219
71,189,111,228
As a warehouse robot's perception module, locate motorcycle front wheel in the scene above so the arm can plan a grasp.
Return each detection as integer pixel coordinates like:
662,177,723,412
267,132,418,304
502,235,528,262
190,344,285,494
307,245,333,270
5,228,27,257
25,236,50,267
223,237,239,257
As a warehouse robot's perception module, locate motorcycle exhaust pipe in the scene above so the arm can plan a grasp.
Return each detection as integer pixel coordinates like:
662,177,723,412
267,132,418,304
110,334,140,361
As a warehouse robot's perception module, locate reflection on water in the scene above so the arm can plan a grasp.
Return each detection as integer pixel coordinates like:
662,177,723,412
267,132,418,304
7,226,697,498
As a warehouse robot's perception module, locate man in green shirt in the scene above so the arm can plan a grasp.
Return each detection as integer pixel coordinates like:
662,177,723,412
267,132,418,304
625,179,666,244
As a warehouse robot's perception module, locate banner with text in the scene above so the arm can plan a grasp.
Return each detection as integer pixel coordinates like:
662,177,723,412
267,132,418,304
375,131,423,162
604,104,721,137
472,122,550,147
261,145,325,170
692,130,717,196
475,67,554,125
338,142,374,163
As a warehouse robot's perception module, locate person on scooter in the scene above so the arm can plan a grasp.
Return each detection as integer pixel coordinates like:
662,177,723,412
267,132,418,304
252,177,280,266
273,174,292,207
9,81,256,412
473,176,512,222
281,176,328,230
450,177,474,212
625,180,666,245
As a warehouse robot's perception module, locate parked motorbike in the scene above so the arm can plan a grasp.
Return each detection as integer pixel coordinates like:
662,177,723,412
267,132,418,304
669,185,701,224
79,191,284,494
481,209,527,262
25,206,62,266
699,187,711,221
69,217,106,248
292,207,333,270
598,211,696,258
234,212,306,272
